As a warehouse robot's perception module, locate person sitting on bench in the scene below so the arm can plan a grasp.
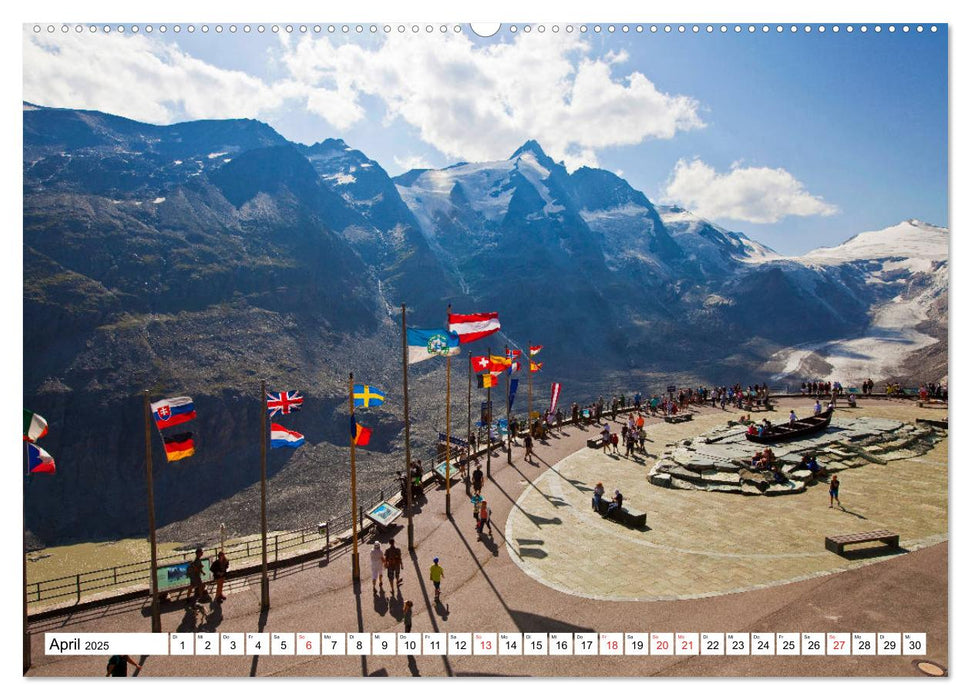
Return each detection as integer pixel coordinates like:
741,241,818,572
605,490,624,519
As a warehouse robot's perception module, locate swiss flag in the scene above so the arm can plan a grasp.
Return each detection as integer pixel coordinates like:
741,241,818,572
471,355,492,373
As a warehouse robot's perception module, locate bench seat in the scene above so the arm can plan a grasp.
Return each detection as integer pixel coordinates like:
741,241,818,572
594,498,647,527
825,529,899,555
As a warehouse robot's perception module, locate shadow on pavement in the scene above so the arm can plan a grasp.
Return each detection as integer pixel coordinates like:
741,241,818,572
838,545,909,561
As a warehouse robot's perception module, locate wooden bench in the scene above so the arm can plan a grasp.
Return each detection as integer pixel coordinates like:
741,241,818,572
825,530,899,555
595,498,647,527
664,414,692,424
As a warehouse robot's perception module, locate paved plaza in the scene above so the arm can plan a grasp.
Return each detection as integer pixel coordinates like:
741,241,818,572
26,398,949,677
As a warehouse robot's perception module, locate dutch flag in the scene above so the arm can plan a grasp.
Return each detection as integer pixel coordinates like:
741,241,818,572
270,423,306,449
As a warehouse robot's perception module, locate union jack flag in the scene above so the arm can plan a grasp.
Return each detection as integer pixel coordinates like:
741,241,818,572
266,390,304,416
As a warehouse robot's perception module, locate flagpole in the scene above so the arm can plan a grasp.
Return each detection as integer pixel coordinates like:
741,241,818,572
349,372,361,581
505,345,512,464
528,340,533,435
445,354,452,516
466,350,472,471
401,304,414,551
143,391,162,633
486,345,492,479
259,380,270,610
23,448,31,672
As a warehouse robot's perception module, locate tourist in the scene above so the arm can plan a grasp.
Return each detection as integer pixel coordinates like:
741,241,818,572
524,432,534,463
610,431,620,454
592,482,605,512
814,400,822,416
829,475,841,508
370,542,385,594
106,654,142,677
210,550,229,603
430,558,444,600
385,539,403,595
848,393,857,408
605,490,624,520
638,427,647,452
403,600,414,633
476,500,493,536
472,464,483,495
789,410,797,425
601,424,611,453
186,548,206,604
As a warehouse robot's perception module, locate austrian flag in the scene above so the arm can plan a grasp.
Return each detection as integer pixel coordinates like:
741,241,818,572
447,311,500,344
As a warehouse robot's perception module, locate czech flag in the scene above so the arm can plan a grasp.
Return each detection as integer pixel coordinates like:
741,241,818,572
350,415,372,447
162,432,195,462
27,444,56,474
271,424,305,449
150,396,196,429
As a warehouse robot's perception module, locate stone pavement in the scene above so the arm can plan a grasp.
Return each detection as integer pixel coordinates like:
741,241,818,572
26,398,949,677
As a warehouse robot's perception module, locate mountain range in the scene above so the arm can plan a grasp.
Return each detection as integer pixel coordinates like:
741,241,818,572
22,103,948,544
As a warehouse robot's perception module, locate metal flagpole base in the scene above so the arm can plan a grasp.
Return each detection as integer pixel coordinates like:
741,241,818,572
151,598,161,632
23,632,30,674
351,552,361,581
445,491,451,516
260,575,270,610
407,522,415,551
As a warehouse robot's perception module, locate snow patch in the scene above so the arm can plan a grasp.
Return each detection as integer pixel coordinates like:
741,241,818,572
325,172,357,185
207,152,228,159
153,197,166,204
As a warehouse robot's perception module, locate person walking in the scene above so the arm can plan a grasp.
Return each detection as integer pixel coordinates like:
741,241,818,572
403,600,414,633
186,548,207,605
592,482,605,512
106,654,142,677
210,550,229,602
829,475,841,508
370,542,385,594
385,539,402,595
429,558,444,600
476,500,493,536
472,464,484,495
524,432,534,463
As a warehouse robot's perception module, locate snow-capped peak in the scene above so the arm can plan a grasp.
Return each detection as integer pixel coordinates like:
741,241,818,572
798,219,948,272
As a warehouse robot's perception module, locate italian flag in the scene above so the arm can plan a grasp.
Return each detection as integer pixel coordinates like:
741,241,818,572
24,409,49,443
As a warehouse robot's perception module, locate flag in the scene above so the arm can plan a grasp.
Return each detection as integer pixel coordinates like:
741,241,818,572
162,432,195,462
508,361,522,373
489,354,512,370
271,424,305,449
471,355,492,373
477,374,497,389
23,409,49,443
27,444,55,474
530,361,543,373
353,384,386,408
507,349,522,359
266,390,303,416
150,397,196,429
549,382,562,414
350,415,372,447
447,311,500,344
508,379,520,412
529,345,543,357
407,328,461,364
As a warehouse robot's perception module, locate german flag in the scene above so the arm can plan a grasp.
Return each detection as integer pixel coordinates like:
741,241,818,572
477,374,497,389
163,432,195,462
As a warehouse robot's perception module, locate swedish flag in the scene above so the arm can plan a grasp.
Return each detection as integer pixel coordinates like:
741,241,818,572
353,384,386,408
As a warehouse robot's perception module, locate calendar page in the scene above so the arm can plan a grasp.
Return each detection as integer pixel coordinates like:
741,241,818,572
20,0,952,684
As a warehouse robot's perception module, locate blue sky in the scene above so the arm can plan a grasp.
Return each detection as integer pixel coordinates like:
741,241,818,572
22,22,947,255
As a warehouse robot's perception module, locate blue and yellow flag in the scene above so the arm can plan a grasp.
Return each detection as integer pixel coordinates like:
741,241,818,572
353,384,385,408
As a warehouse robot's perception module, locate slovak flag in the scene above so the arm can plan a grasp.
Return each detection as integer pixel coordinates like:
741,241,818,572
150,396,196,429
266,390,304,416
271,424,306,449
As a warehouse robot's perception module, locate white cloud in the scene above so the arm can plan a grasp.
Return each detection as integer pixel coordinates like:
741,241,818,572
23,30,705,172
663,158,838,224
280,33,704,170
23,32,285,124
393,154,434,172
